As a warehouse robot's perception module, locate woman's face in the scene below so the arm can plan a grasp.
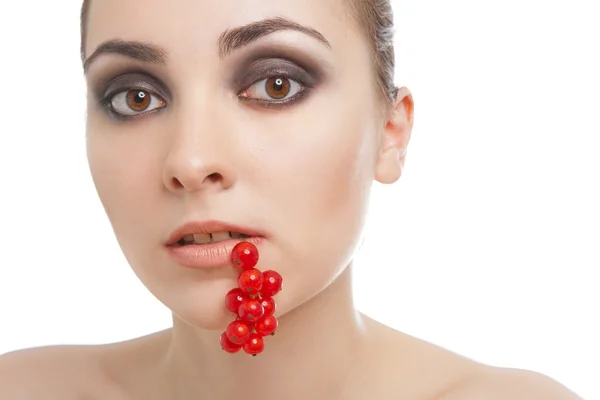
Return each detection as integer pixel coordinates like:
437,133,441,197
84,0,406,329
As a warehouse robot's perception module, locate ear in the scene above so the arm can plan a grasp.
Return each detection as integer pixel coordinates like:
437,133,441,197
374,86,414,184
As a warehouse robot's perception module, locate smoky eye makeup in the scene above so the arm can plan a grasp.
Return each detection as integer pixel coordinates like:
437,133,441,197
229,45,332,94
94,72,171,103
86,44,332,118
88,71,171,120
232,58,317,94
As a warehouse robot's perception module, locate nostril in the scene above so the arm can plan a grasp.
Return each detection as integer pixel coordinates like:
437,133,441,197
170,177,184,189
205,173,221,183
167,172,225,191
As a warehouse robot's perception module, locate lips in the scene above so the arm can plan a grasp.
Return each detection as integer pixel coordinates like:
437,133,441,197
165,220,267,247
165,236,264,269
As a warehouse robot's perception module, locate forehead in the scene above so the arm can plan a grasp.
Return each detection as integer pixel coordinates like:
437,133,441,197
85,0,360,59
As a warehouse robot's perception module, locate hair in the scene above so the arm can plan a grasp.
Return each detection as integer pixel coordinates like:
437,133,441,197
80,0,398,104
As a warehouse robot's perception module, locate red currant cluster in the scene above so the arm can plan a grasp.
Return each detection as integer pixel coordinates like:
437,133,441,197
220,241,283,356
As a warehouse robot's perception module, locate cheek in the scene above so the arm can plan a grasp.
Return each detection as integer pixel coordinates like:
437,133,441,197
86,125,164,258
253,99,378,223
243,99,379,284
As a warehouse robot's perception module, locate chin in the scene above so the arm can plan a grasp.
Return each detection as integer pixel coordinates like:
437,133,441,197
136,249,295,331
144,274,239,331
164,276,295,332
169,291,238,331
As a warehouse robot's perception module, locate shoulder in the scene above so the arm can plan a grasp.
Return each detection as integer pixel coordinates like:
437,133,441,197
368,320,582,400
0,345,127,399
438,366,583,400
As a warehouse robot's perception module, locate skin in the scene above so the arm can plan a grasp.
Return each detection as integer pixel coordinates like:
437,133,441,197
0,0,583,399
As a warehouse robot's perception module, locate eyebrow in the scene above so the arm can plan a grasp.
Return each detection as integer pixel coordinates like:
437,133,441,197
217,16,331,58
83,16,331,73
83,40,168,73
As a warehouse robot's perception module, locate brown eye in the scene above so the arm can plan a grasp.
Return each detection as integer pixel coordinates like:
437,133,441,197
265,77,290,99
109,89,167,117
240,76,303,102
125,90,151,111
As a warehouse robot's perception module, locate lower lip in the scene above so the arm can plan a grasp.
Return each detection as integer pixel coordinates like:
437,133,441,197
165,237,264,269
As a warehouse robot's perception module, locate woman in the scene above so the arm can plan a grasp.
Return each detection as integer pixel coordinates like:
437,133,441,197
0,0,582,398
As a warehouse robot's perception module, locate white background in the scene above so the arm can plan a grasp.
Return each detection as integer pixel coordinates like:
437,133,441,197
0,1,598,398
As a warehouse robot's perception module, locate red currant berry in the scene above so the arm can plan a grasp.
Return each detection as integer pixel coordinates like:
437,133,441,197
243,333,264,356
238,269,263,295
231,241,259,270
238,299,265,323
262,270,283,297
220,332,242,353
255,315,278,336
224,288,248,314
259,297,276,316
225,320,251,345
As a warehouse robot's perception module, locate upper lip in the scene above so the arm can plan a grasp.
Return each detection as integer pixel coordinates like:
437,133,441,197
165,219,266,246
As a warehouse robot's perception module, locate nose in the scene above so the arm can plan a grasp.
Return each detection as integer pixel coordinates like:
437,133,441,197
162,111,236,193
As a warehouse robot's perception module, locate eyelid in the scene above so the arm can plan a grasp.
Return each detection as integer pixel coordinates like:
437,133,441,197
230,44,331,83
103,81,168,102
99,72,171,101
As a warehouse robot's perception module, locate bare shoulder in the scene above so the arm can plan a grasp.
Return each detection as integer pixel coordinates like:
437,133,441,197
0,344,130,400
361,316,486,399
438,365,583,400
361,316,583,400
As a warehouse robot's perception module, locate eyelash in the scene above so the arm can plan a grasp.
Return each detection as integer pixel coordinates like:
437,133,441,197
96,74,309,120
237,75,308,108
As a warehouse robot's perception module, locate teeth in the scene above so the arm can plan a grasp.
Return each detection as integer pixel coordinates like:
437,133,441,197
179,231,251,245
193,233,211,244
210,231,231,243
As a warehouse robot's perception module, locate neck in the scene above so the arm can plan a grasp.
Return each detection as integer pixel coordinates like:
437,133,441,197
162,265,370,400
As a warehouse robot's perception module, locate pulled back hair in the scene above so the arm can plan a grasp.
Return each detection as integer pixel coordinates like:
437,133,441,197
80,0,398,103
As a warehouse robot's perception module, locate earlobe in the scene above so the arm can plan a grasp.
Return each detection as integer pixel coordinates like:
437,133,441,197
374,87,414,184
375,146,404,184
